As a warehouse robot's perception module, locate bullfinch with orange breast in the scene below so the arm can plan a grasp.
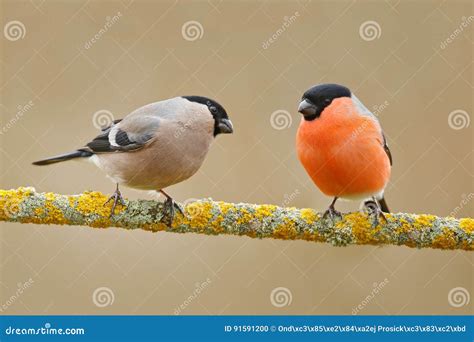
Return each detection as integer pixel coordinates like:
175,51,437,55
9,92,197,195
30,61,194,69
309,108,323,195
296,83,392,223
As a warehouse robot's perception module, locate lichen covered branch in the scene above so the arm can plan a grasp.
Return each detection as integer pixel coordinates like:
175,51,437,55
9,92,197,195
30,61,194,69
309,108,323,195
1,187,473,251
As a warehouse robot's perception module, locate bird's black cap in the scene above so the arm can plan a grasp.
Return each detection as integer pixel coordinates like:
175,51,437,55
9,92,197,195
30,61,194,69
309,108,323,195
182,96,233,136
299,83,351,120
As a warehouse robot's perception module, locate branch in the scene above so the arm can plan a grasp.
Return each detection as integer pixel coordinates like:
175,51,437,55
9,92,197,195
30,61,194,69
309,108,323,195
1,187,472,251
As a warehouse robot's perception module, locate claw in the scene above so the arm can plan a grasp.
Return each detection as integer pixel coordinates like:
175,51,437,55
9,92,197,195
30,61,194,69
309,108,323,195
363,198,387,227
322,197,342,222
159,190,184,227
104,184,126,217
322,207,342,220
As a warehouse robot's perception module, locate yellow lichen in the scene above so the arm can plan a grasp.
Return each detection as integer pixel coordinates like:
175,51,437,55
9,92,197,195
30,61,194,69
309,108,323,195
432,228,458,250
459,218,474,234
412,214,437,230
344,212,382,244
217,201,234,216
254,204,277,220
273,218,298,240
72,191,124,227
395,218,411,234
301,230,324,242
0,188,32,220
42,194,68,225
236,208,253,226
300,208,318,224
185,202,213,230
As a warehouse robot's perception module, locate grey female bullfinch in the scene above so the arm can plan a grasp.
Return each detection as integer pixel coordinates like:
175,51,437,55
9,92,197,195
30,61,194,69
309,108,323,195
33,96,233,225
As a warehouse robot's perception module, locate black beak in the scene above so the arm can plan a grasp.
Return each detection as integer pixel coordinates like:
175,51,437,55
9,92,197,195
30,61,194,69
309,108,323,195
217,118,233,134
298,99,317,116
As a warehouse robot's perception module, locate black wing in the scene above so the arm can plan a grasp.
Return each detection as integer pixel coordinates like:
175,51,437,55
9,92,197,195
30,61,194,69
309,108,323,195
382,133,392,166
82,124,155,154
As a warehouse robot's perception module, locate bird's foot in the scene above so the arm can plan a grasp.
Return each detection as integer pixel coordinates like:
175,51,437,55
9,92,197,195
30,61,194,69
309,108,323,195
104,186,126,217
322,206,343,221
363,200,387,227
160,193,184,227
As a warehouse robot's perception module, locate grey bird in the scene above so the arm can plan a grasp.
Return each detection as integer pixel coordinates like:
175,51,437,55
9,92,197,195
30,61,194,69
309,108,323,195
33,96,233,224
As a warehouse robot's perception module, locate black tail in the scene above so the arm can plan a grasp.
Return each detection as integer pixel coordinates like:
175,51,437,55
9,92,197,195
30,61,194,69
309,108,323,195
377,197,390,213
32,150,93,166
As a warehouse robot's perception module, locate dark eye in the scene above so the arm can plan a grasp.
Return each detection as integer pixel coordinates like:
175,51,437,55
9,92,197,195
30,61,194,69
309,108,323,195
324,98,331,104
209,106,218,114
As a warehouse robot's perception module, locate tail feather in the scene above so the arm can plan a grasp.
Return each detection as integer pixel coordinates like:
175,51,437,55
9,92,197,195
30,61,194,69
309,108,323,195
32,150,93,166
377,197,390,213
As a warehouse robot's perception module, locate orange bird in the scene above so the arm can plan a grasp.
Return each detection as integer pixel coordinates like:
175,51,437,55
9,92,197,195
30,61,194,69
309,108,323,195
296,84,392,222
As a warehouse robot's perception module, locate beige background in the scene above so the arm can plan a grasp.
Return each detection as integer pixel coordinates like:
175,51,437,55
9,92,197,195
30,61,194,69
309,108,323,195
0,0,472,315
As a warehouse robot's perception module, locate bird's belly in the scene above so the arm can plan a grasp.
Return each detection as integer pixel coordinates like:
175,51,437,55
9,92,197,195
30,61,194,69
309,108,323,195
93,137,210,190
297,131,390,199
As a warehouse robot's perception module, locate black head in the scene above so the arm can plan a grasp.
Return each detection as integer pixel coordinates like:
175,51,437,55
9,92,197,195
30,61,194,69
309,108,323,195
298,83,351,120
182,96,233,136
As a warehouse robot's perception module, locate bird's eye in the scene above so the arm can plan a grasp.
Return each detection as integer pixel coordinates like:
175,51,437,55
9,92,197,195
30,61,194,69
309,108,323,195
209,106,218,114
324,99,331,104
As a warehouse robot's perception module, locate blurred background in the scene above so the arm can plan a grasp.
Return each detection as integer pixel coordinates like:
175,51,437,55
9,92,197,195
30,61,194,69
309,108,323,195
0,0,472,315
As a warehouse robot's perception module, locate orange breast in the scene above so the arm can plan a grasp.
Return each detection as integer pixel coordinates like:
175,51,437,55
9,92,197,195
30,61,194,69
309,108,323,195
296,97,391,199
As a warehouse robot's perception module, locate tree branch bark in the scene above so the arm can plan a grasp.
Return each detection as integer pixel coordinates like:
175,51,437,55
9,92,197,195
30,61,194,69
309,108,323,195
1,187,472,251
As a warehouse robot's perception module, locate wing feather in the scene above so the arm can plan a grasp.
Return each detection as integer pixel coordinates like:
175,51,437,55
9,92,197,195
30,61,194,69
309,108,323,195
352,95,392,166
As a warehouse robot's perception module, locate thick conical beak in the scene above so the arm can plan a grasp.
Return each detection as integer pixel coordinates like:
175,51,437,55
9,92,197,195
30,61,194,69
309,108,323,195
298,99,317,116
218,118,233,134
